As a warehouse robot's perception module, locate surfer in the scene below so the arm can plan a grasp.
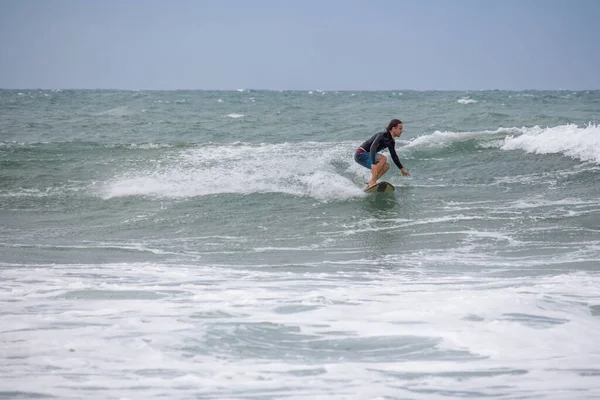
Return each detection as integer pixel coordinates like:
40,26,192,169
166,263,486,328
354,119,410,189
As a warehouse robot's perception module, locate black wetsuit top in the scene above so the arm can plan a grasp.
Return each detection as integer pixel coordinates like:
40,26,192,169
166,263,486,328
359,131,404,170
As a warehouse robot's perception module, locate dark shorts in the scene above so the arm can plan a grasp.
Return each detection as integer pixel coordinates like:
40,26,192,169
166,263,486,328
354,149,381,169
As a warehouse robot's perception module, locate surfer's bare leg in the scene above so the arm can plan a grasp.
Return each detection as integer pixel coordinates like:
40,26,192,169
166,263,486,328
368,155,389,187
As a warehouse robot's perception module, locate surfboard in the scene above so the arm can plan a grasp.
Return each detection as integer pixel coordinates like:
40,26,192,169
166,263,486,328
364,181,395,193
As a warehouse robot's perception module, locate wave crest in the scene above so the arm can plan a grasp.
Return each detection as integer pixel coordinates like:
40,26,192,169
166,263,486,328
502,124,600,164
406,124,600,164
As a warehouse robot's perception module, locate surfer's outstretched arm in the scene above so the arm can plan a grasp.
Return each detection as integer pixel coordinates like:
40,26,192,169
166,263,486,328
389,145,410,176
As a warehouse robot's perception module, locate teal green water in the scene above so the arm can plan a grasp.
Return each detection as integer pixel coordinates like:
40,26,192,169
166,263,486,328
1,90,600,399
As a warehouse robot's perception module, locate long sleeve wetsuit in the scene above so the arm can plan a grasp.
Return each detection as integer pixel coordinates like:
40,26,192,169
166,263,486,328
359,131,404,170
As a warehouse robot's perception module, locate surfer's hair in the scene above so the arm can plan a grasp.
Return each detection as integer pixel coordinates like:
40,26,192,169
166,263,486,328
386,119,402,132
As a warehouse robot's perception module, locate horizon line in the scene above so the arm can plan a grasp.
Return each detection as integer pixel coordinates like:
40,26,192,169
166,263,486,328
1,87,598,92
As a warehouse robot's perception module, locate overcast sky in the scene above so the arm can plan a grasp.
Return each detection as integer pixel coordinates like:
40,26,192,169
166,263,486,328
1,0,599,90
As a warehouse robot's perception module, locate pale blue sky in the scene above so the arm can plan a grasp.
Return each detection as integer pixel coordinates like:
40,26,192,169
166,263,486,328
1,0,599,90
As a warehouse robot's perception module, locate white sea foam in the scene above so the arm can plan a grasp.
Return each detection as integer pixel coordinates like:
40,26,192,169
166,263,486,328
227,113,244,118
502,124,600,164
406,124,600,165
102,142,364,201
1,262,599,399
0,184,88,198
458,97,477,104
507,195,596,209
405,129,506,149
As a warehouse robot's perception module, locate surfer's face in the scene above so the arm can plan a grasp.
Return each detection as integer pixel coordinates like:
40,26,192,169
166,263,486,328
391,124,403,138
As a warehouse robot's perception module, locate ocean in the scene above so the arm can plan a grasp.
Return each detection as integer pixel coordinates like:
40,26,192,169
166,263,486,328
1,89,600,399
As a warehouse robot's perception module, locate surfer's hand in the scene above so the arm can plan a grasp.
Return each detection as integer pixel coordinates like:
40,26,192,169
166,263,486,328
401,168,410,176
